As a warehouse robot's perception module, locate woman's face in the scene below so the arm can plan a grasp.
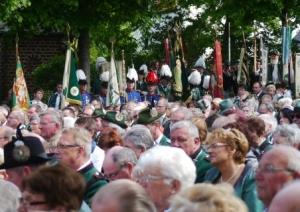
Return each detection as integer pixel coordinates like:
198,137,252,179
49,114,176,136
207,138,232,166
267,89,275,97
138,168,174,211
18,189,48,212
279,112,291,125
30,120,41,135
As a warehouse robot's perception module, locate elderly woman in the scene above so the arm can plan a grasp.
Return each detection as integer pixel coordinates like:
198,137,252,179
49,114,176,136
170,183,248,212
18,163,86,212
205,128,263,212
279,107,294,125
29,114,41,135
273,124,300,149
133,145,196,212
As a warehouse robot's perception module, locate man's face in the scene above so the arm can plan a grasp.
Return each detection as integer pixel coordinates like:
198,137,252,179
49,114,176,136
293,113,300,129
170,127,197,156
252,83,262,94
56,133,79,170
147,85,156,92
79,84,87,92
160,79,169,87
258,105,269,115
82,108,94,117
156,101,166,114
39,114,57,140
151,62,159,71
271,55,279,65
27,107,37,120
103,158,130,182
255,150,295,206
62,109,71,117
57,84,63,94
170,112,184,127
7,111,21,129
0,127,11,148
126,82,135,90
34,91,43,101
138,74,144,81
101,87,108,95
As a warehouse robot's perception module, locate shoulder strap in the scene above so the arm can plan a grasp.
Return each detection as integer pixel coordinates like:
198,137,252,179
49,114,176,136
86,172,107,189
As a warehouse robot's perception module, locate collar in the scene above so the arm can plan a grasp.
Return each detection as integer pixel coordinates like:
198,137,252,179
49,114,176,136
126,88,133,92
258,139,270,152
155,133,164,145
147,93,156,97
190,147,202,160
77,160,92,172
80,91,86,94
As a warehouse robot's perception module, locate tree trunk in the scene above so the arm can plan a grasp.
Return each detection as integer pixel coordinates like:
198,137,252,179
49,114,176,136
78,28,90,92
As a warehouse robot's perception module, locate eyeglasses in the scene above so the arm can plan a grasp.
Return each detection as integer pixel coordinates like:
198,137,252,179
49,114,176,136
207,143,229,150
104,167,123,179
137,174,170,183
30,123,39,126
255,165,295,174
19,198,46,208
39,122,55,126
8,116,18,120
55,144,80,151
0,136,8,140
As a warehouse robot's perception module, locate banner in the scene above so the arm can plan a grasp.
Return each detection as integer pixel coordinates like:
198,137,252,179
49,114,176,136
237,48,250,87
12,55,31,111
106,52,120,107
164,38,170,66
260,38,268,87
295,54,300,99
210,41,224,99
61,44,82,108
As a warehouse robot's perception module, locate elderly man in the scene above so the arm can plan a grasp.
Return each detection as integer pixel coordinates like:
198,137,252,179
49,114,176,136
136,108,170,146
258,102,277,117
6,109,25,130
0,133,54,189
82,104,95,117
55,127,107,205
163,107,194,139
156,98,169,126
255,146,300,211
123,125,154,158
39,110,63,142
0,126,15,148
92,179,156,212
102,146,137,182
170,120,212,183
272,124,300,149
258,114,278,143
252,82,265,102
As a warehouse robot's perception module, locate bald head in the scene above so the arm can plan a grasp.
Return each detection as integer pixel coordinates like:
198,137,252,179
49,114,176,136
7,110,25,129
269,180,300,212
92,179,156,212
0,126,15,148
103,146,137,181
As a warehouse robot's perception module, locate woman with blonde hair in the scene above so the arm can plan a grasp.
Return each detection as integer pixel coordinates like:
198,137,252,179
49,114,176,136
204,128,263,212
190,118,208,144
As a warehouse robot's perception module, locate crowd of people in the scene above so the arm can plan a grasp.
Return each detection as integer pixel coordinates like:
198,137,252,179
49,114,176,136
0,55,300,212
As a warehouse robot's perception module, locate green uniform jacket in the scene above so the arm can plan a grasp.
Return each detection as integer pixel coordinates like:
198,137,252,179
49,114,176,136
136,81,148,92
204,162,264,212
158,135,170,146
191,148,213,183
157,84,171,99
79,162,107,206
190,87,202,102
258,139,273,160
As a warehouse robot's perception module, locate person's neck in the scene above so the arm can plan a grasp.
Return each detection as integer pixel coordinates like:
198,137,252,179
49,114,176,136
34,98,41,102
148,91,155,95
215,159,240,181
154,130,162,141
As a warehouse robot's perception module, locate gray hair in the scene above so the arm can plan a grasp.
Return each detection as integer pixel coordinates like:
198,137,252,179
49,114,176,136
1,126,15,139
211,116,234,131
258,114,278,132
112,147,138,167
241,99,258,112
170,120,199,140
123,125,154,150
278,98,293,107
11,109,25,124
172,107,194,120
109,122,125,136
39,110,64,130
158,98,168,107
133,145,196,190
60,127,92,157
189,108,203,118
0,180,21,212
29,114,40,123
274,124,300,146
259,102,275,113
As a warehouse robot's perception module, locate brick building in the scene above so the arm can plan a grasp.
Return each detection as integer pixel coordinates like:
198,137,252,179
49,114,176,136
0,33,65,106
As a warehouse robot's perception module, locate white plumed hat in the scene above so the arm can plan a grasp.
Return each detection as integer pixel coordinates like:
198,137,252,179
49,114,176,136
138,64,148,76
194,55,206,69
127,68,138,82
188,70,201,85
100,71,109,82
160,64,172,80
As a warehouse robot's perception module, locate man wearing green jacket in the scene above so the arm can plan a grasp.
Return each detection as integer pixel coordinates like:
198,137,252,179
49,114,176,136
170,120,212,183
56,127,107,206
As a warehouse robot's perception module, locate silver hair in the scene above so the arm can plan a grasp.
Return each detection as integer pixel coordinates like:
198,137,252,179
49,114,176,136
259,102,274,113
1,126,15,139
109,122,125,136
278,98,293,107
273,124,300,146
172,107,194,120
241,99,258,112
29,114,40,123
170,120,199,139
123,125,154,150
133,145,196,190
158,98,168,107
0,180,21,212
61,127,92,157
258,114,278,131
11,109,25,124
189,108,203,118
112,147,138,167
39,110,64,130
211,116,234,131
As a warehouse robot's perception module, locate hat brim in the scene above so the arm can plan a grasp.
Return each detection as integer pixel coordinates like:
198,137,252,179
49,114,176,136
136,113,163,125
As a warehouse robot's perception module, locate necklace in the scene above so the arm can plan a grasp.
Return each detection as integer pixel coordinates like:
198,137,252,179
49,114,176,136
220,164,241,183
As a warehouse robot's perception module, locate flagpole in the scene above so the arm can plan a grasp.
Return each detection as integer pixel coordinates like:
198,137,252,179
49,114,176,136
254,28,257,73
228,22,231,65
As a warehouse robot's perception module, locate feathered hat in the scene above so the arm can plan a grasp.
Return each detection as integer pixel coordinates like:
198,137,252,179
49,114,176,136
188,69,201,86
138,64,148,76
95,57,107,71
100,71,109,88
127,68,138,82
160,64,172,81
76,69,87,85
194,55,206,69
202,75,211,90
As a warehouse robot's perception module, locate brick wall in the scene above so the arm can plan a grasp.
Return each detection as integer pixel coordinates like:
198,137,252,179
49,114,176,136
0,33,65,106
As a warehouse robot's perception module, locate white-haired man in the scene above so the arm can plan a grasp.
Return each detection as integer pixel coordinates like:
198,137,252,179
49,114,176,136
55,127,107,205
170,120,212,183
267,51,282,83
6,110,25,130
39,110,63,142
258,114,278,143
255,146,300,211
272,124,300,149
